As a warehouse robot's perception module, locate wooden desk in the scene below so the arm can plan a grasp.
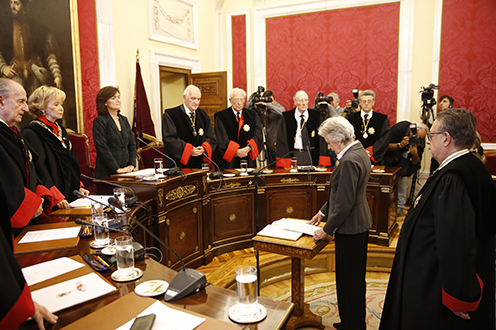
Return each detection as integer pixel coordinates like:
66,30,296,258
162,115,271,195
95,167,399,270
16,214,293,330
252,234,332,330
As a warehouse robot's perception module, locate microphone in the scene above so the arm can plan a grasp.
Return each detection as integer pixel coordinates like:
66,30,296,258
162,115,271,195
80,173,139,207
75,218,131,237
108,197,207,301
202,152,223,179
248,149,293,186
137,137,180,175
73,190,118,213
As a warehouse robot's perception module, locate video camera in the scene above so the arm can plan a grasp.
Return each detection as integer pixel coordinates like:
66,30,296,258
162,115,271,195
253,86,273,103
351,88,360,110
315,92,333,116
420,84,439,107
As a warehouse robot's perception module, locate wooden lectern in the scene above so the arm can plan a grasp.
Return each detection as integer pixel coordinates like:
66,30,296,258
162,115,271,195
253,233,332,330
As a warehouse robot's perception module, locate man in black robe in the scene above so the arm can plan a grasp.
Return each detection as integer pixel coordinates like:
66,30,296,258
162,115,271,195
0,77,57,329
215,88,262,170
0,78,54,233
162,85,216,169
346,90,390,165
380,109,496,330
275,90,320,166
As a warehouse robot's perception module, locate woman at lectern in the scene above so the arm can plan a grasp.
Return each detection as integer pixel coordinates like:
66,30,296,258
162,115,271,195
308,116,372,330
93,86,136,178
22,86,89,209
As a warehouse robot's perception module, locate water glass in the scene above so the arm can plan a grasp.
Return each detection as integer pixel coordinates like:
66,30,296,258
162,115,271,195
91,200,104,218
240,160,248,176
115,236,134,277
235,265,258,319
154,158,163,175
92,215,109,247
290,157,298,173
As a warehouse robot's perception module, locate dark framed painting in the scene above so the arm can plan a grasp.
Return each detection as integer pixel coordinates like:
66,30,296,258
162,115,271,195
0,0,83,131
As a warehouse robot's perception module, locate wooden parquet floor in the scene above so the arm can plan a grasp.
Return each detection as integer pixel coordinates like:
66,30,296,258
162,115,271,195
197,212,407,298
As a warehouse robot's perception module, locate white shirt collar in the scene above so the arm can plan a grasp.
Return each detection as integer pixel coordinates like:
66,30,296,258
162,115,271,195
294,109,308,121
232,107,242,117
337,140,360,160
0,118,9,127
437,149,470,171
183,104,194,116
361,110,373,119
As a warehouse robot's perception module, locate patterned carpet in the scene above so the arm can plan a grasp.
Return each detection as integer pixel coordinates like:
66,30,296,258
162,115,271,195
273,280,388,330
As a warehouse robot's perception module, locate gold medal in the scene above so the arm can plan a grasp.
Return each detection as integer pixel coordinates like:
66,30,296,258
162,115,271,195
368,127,375,135
199,128,204,136
311,130,315,138
363,132,368,139
243,124,250,132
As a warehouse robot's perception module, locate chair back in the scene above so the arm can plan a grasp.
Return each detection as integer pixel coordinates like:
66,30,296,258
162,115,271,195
137,142,165,169
67,129,96,194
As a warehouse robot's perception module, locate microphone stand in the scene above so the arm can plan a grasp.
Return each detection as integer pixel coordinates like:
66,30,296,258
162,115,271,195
80,173,140,208
137,137,182,176
73,190,118,214
108,197,207,301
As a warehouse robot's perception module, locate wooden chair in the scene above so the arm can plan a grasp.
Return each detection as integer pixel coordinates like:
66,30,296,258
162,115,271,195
137,141,166,169
67,129,96,194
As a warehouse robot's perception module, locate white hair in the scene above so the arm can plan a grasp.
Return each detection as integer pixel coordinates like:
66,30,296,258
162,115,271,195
327,92,340,103
318,116,355,143
293,90,308,102
229,88,246,99
183,85,201,98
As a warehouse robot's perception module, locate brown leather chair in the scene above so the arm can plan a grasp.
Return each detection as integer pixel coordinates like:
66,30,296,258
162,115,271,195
137,141,165,169
67,129,96,194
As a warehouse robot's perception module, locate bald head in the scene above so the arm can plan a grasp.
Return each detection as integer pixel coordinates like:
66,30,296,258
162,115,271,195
0,78,28,127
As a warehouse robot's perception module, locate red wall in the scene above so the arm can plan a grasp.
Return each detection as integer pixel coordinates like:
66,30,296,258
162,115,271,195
232,15,247,92
266,3,400,125
440,0,496,142
77,0,99,164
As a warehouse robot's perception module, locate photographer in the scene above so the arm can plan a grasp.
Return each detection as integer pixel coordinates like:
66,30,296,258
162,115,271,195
384,121,428,216
314,92,340,166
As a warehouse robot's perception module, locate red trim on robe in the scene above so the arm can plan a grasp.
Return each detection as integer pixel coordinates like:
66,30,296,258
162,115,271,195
36,185,54,215
442,275,483,312
276,158,291,168
181,143,194,165
223,141,240,163
247,139,259,160
319,156,331,166
10,188,42,228
49,186,65,206
202,141,213,162
0,283,35,330
365,146,378,163
80,180,85,188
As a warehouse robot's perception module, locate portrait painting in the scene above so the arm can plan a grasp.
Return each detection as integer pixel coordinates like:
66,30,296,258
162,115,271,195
0,0,82,131
148,0,199,49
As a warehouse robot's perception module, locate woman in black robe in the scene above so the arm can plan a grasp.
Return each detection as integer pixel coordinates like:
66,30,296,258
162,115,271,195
22,86,89,209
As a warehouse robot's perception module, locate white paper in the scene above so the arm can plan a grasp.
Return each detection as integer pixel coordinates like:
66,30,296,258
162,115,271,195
18,227,81,244
118,168,156,177
31,272,117,313
257,224,302,241
273,218,320,236
22,257,85,286
116,301,206,330
69,195,113,208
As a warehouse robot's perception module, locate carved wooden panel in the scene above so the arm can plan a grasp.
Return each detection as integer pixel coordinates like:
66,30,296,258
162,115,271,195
211,194,254,242
266,189,313,222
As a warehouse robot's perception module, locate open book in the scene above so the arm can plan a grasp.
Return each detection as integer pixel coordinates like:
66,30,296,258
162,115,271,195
256,218,320,241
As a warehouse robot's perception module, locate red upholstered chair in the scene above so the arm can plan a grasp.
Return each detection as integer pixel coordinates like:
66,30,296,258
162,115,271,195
67,129,96,194
137,142,165,169
483,150,496,176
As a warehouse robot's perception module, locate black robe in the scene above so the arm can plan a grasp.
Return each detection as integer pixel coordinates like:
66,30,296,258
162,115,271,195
347,111,390,165
275,108,320,166
214,107,262,170
0,123,52,237
162,105,217,169
380,152,496,330
0,225,35,329
22,118,81,203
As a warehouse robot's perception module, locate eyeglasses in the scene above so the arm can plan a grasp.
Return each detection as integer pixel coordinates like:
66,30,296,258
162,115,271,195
427,132,444,141
360,99,374,104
